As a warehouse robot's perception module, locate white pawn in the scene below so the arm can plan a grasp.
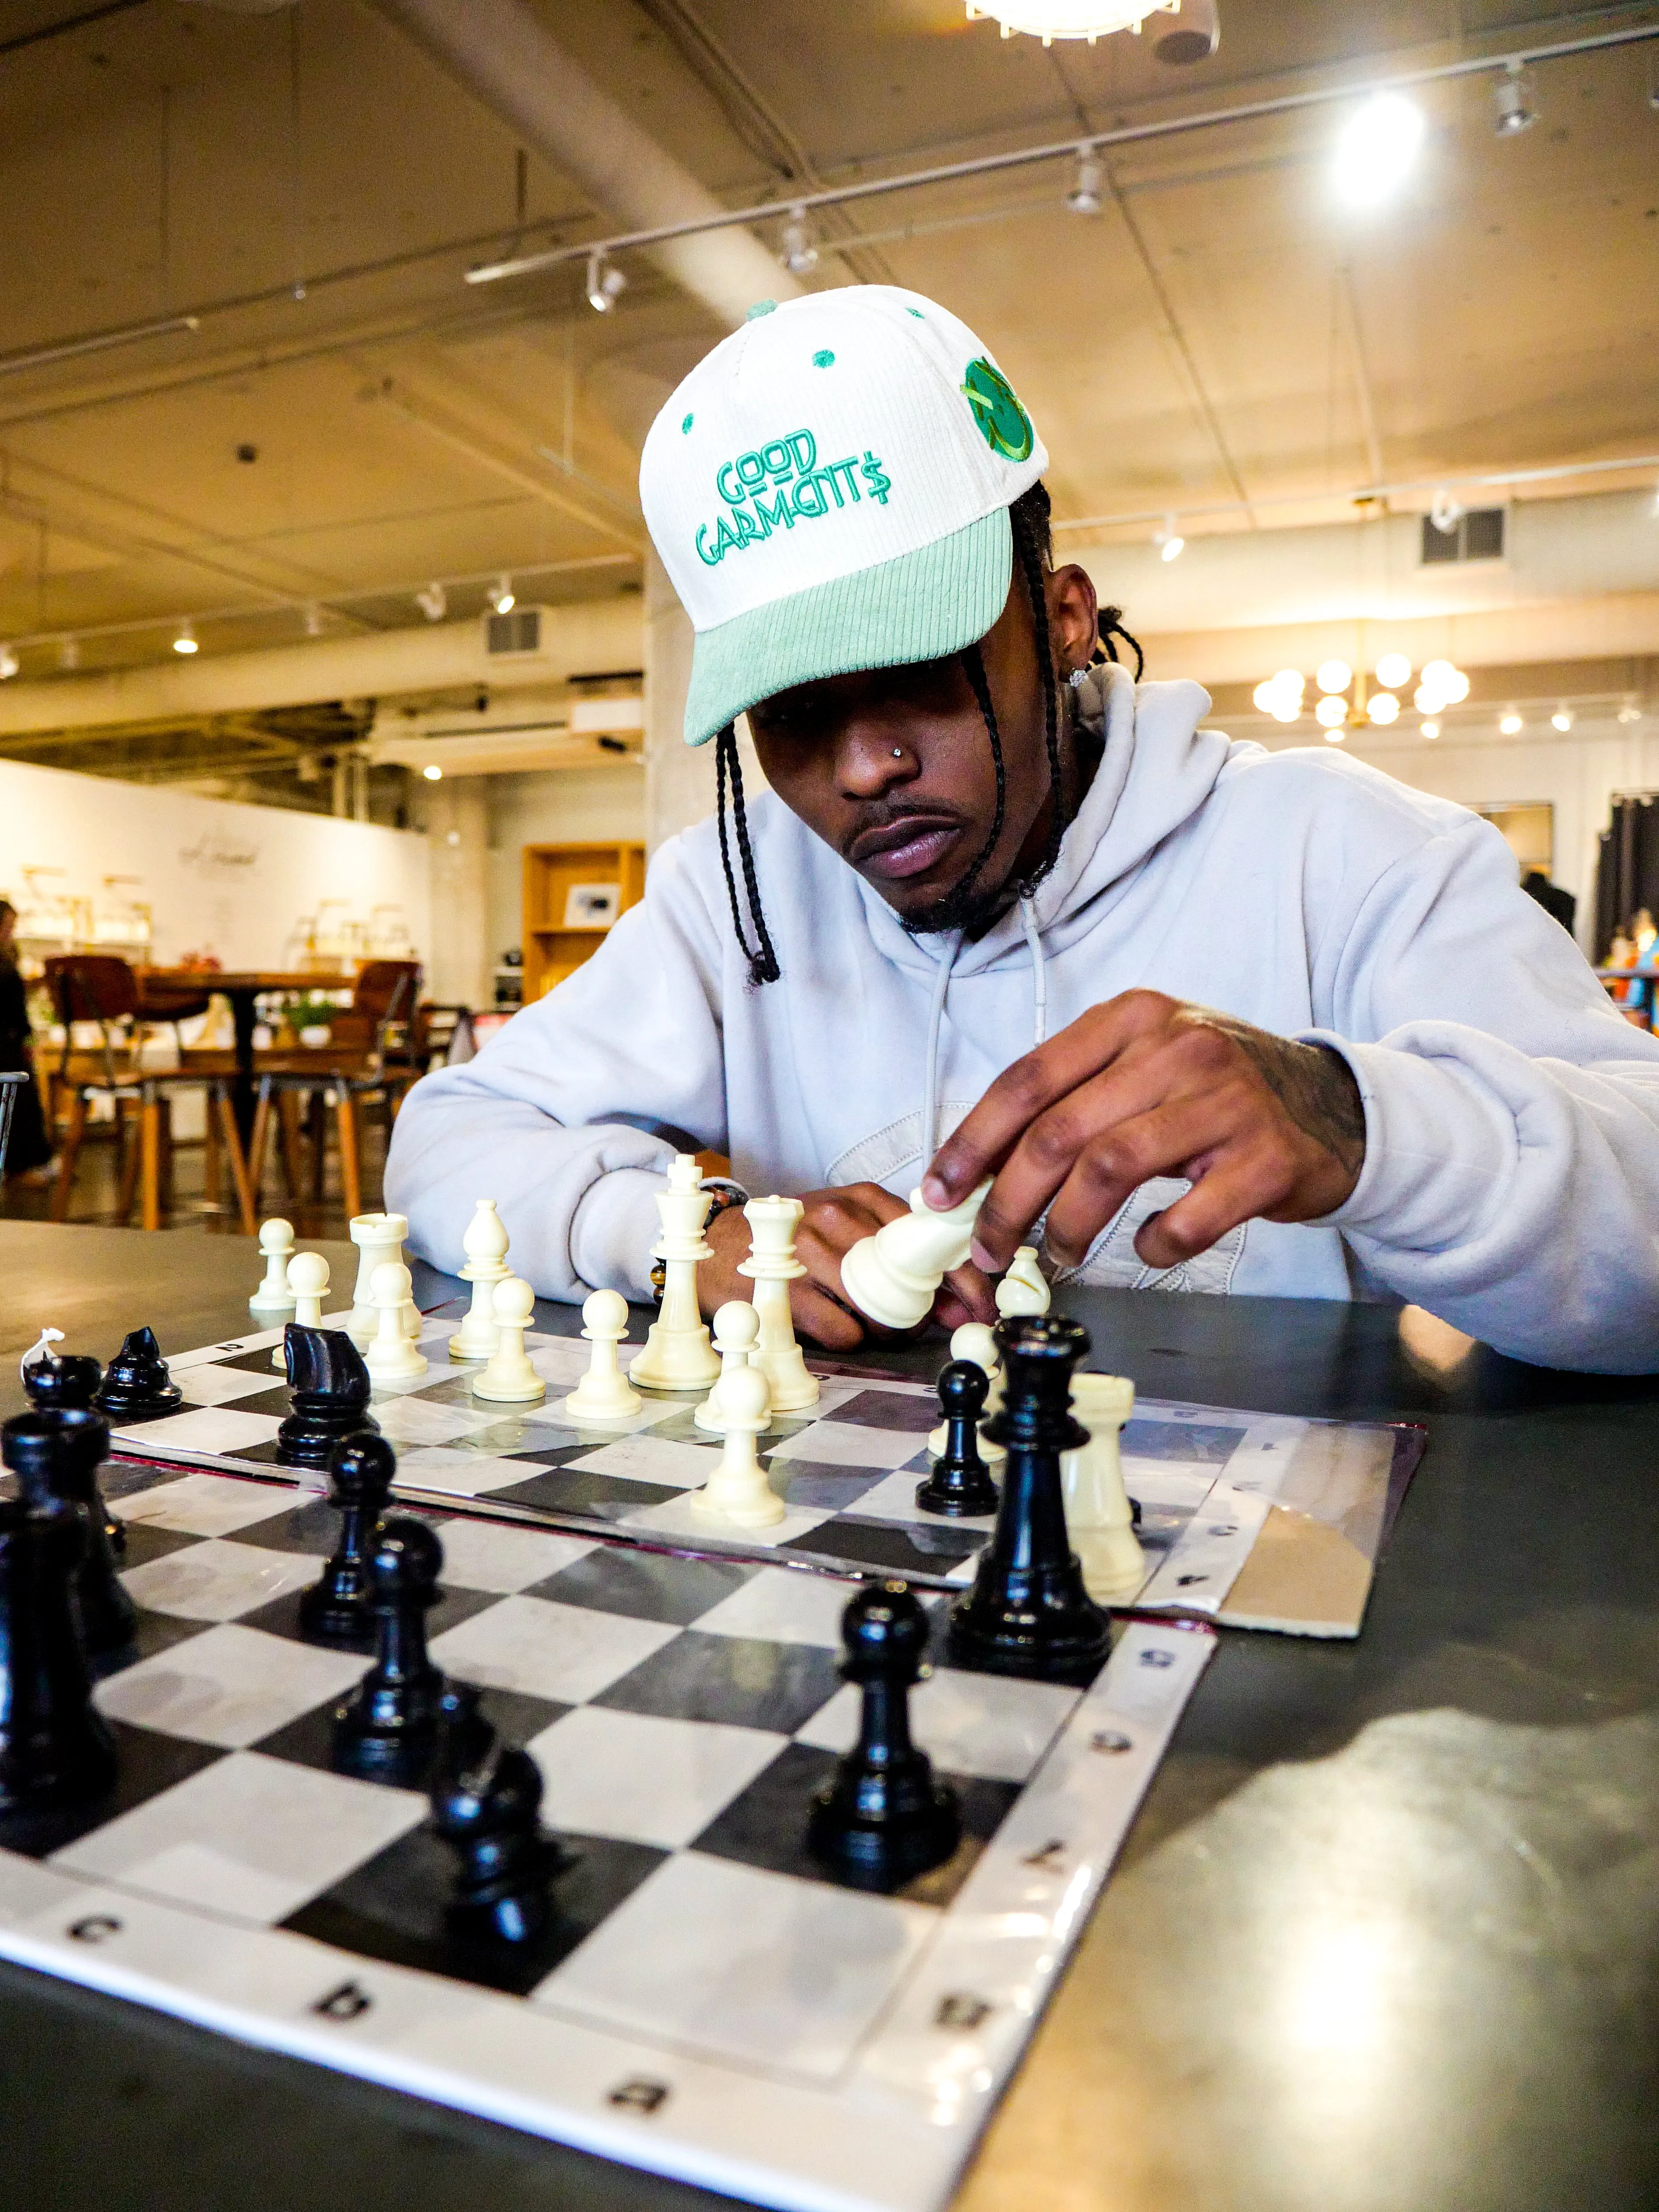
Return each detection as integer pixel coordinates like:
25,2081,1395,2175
560,1289,641,1422
690,1363,783,1529
738,1196,819,1411
1063,1373,1145,1605
694,1301,760,1433
928,1320,1006,1464
473,1276,545,1403
364,1261,428,1381
629,1155,721,1391
250,1218,296,1317
450,1198,511,1363
996,1245,1051,1318
272,1252,330,1368
840,1180,992,1331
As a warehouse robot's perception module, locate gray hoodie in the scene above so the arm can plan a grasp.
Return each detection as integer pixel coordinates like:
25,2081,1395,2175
388,664,1659,1373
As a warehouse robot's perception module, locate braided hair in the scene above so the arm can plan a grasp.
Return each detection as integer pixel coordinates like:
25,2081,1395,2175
710,477,1143,981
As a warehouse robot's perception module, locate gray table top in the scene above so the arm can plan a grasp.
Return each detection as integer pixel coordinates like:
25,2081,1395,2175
1,1219,1656,2212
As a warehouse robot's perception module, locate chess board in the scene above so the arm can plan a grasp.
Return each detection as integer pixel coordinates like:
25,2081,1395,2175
0,1459,1213,2212
99,1306,1424,1640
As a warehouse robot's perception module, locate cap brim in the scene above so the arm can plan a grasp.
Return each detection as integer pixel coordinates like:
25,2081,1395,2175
682,508,1012,747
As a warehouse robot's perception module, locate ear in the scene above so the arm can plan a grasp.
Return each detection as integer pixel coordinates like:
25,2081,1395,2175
1046,564,1099,678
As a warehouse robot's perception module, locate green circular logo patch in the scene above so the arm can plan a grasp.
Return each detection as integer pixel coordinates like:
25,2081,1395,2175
961,356,1033,464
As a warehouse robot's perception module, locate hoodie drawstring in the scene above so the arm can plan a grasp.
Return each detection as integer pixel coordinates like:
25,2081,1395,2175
922,929,964,1165
1020,897,1048,1047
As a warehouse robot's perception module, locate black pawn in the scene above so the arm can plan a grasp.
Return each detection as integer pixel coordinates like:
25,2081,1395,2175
806,1581,961,1890
2,1411,135,1657
915,1361,1000,1518
94,1328,182,1423
22,1353,123,1555
0,1494,118,1815
299,1431,396,1649
277,1326,378,1472
430,1684,566,1945
333,1515,447,1784
947,1316,1110,1686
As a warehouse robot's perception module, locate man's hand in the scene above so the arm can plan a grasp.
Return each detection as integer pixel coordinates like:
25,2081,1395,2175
702,1183,996,1349
919,991,1366,1277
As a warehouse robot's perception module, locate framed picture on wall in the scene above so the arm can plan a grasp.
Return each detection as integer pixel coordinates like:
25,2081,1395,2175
562,881,622,929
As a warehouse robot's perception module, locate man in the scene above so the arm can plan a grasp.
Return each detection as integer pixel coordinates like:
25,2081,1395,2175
389,287,1659,1374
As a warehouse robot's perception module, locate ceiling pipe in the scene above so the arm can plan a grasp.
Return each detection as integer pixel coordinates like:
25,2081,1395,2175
367,0,802,331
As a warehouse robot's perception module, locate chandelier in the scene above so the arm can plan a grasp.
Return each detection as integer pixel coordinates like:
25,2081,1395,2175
966,0,1181,43
1253,656,1469,740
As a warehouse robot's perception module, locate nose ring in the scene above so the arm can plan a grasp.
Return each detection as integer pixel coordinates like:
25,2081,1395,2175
892,747,903,759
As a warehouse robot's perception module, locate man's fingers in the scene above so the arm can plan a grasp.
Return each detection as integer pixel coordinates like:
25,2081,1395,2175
1039,1091,1253,1268
1133,1146,1299,1271
791,1281,867,1351
940,1259,996,1326
921,991,1179,1210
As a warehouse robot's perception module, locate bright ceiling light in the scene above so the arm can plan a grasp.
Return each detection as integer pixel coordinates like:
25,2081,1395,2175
1368,691,1401,724
172,623,197,656
966,0,1178,43
1376,651,1412,689
1153,513,1184,561
1551,707,1574,731
1617,701,1642,725
1420,719,1440,739
1254,669,1305,722
1333,93,1426,209
415,581,447,623
1316,659,1352,695
586,249,627,313
423,763,443,781
59,637,80,670
304,601,324,638
1429,487,1464,537
1492,60,1537,137
1499,710,1523,734
487,576,516,615
779,206,819,275
0,645,16,680
1315,695,1347,729
1323,726,1346,744
1067,150,1104,215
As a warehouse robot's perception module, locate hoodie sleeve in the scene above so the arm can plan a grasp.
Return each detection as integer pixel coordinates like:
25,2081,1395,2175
385,832,729,1303
1302,808,1659,1373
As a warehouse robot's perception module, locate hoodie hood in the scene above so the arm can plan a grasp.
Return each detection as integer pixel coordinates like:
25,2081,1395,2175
849,660,1242,978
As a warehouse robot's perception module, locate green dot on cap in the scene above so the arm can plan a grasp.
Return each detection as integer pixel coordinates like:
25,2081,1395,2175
812,348,835,367
746,299,777,320
680,412,693,433
906,307,924,318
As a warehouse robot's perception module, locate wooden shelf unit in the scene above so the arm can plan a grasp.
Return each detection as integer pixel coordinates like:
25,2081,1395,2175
522,841,646,1000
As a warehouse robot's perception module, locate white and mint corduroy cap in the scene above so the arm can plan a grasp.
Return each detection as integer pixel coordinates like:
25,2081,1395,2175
639,287,1048,748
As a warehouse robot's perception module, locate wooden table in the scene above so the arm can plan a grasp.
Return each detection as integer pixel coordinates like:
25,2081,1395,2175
1,1220,1657,2212
144,968,331,1139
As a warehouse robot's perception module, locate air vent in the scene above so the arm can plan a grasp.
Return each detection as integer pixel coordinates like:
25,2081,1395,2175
485,607,545,658
1421,507,1505,565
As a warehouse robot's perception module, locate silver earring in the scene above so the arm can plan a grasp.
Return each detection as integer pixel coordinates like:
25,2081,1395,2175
1067,666,1088,691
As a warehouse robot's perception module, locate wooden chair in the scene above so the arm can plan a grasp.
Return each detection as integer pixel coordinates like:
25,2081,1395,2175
44,954,257,1234
247,959,421,1220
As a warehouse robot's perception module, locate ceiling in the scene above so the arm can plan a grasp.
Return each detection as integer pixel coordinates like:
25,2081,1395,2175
0,0,1654,779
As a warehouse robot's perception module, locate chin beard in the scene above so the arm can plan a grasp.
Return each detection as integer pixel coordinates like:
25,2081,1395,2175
898,866,1013,942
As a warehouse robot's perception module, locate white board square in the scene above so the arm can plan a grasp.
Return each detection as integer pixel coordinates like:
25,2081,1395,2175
616,1491,832,1551
432,1520,596,1594
94,1624,368,1749
797,1667,1079,1784
177,1364,289,1408
563,1436,721,1489
689,1566,855,1649
389,1448,540,1498
767,1421,927,1472
849,1468,995,1530
429,1595,678,1704
52,1751,425,1924
115,1407,284,1454
120,1539,326,1624
370,1396,498,1447
112,1473,307,1538
536,1854,933,2080
527,1707,786,1848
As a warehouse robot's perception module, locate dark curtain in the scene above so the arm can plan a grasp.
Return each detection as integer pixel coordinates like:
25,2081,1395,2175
1594,796,1659,959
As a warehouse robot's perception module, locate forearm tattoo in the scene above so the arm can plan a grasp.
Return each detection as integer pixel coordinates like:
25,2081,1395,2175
1213,1021,1368,1181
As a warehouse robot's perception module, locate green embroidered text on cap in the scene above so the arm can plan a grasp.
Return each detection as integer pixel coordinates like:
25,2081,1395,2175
961,357,1034,463
696,428,892,566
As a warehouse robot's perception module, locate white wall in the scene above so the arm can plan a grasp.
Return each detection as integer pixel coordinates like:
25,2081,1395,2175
0,756,430,970
1255,712,1659,952
485,763,646,968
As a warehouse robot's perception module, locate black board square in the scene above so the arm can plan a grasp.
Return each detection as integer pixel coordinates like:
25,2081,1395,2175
595,1631,841,1736
0,1720,226,1860
690,1742,1018,1908
782,1520,982,1576
100,1604,218,1676
253,1680,570,1785
761,1460,888,1514
102,1461,192,1505
217,1347,289,1377
222,1386,301,1419
282,1823,666,1998
830,1390,939,1435
241,1578,498,1650
487,1469,681,1519
527,1549,754,1628
111,1520,203,1572
226,1497,346,1558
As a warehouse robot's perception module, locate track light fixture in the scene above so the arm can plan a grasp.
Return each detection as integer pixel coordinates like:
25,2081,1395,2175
1067,150,1103,215
487,576,516,615
415,581,447,623
171,623,197,657
0,645,16,680
303,601,323,638
1551,706,1574,731
1153,513,1184,561
780,207,819,275
1499,710,1523,734
1429,487,1464,536
1333,92,1425,209
586,249,627,314
1492,60,1537,137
